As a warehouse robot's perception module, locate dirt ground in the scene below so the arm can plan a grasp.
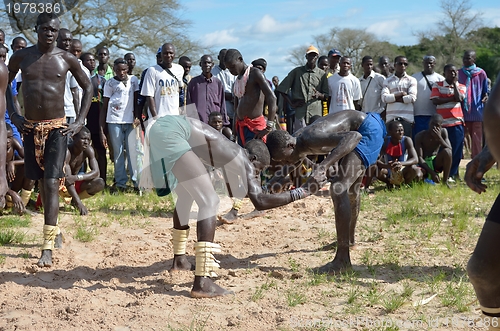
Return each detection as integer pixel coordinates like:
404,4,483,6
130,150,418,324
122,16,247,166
0,168,492,330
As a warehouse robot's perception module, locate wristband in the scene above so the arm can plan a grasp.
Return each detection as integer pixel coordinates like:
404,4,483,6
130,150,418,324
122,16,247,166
266,120,275,129
77,174,83,180
290,187,306,202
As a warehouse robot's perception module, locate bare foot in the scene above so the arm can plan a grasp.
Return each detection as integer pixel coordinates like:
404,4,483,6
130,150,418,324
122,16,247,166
190,276,233,298
218,208,238,224
54,233,63,249
317,256,352,275
240,209,265,220
170,255,193,272
37,250,53,267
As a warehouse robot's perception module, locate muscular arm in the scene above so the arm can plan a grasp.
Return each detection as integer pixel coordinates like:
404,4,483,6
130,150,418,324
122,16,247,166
401,137,418,167
146,96,157,118
255,69,277,125
71,86,80,116
81,147,100,181
68,55,92,124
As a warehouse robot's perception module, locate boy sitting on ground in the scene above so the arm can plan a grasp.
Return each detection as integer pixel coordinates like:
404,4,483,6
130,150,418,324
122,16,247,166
366,120,422,188
414,114,453,187
36,127,105,215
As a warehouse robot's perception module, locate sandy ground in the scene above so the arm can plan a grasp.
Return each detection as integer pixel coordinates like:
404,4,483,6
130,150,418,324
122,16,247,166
0,164,492,330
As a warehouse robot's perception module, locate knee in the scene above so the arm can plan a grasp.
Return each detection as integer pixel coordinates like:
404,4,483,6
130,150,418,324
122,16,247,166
91,178,105,193
330,181,348,197
467,253,497,290
197,192,220,210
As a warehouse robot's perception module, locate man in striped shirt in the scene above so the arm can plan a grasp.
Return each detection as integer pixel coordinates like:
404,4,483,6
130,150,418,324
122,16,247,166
381,56,417,137
430,64,466,181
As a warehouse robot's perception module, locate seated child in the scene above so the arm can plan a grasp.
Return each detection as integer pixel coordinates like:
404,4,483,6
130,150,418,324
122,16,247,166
36,127,105,215
5,124,34,209
414,114,453,186
366,120,422,188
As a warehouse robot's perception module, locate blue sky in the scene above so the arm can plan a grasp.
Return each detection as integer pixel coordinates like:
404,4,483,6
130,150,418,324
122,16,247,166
182,0,500,80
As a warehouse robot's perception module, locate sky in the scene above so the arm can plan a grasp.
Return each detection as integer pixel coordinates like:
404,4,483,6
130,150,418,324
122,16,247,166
181,0,500,80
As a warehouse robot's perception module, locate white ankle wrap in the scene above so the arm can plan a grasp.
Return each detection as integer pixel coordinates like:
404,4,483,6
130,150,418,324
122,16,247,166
41,224,60,250
171,228,190,255
194,241,221,278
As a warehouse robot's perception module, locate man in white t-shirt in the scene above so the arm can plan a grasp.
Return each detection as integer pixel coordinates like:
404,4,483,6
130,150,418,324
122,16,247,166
140,43,184,119
100,58,140,191
328,57,362,114
412,55,445,137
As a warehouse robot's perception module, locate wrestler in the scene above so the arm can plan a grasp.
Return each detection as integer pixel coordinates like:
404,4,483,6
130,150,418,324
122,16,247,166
414,114,452,186
60,127,104,215
219,49,277,223
7,13,92,267
465,75,500,331
141,115,313,298
266,110,386,274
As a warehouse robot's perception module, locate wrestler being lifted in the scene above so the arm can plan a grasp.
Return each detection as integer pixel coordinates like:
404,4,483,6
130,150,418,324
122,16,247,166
7,13,92,267
266,110,386,274
218,49,278,223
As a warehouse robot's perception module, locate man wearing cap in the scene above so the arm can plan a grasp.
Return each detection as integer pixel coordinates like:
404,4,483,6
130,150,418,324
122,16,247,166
141,43,185,119
327,48,342,78
412,55,444,138
276,45,328,133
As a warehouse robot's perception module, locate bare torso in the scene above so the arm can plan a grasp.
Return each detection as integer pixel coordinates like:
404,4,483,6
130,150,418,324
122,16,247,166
67,148,88,175
235,68,266,120
416,130,444,158
9,46,71,121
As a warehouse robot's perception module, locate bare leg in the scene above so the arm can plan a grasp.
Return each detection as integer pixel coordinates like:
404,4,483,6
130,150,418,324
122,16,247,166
170,186,194,272
170,151,231,298
38,178,61,267
348,176,363,246
468,220,500,313
318,153,364,274
435,147,452,186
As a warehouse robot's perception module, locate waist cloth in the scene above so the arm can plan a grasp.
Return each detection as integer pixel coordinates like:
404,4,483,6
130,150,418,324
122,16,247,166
235,115,267,146
354,112,387,168
148,115,192,196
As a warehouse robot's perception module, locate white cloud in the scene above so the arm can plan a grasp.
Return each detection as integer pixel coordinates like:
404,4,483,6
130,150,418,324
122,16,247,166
367,20,402,39
201,29,239,47
248,14,304,36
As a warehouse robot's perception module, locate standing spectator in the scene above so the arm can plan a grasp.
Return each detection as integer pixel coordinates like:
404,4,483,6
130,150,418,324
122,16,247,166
276,45,328,133
187,55,228,125
412,55,444,137
212,49,236,129
431,64,466,181
377,56,392,78
178,56,192,107
124,53,136,75
81,52,107,184
358,55,385,115
458,50,489,158
327,57,362,114
317,55,329,72
57,28,79,124
96,47,114,80
326,48,342,78
100,58,139,191
140,43,184,118
70,39,91,109
382,56,417,137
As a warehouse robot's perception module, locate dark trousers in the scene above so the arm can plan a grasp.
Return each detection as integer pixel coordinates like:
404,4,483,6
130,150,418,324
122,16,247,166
446,124,464,178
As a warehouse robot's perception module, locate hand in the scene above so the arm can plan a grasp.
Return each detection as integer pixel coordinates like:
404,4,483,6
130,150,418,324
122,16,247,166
389,161,402,171
60,121,83,137
10,113,33,135
431,126,441,139
10,193,25,215
75,202,88,216
304,166,328,194
254,127,272,140
7,161,16,182
268,176,293,193
133,117,141,128
99,132,108,149
311,88,323,100
430,171,440,183
465,157,488,194
482,95,489,104
65,175,76,186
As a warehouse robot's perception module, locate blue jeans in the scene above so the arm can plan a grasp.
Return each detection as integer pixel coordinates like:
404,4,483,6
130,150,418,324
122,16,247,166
413,116,431,140
446,124,464,178
107,123,135,188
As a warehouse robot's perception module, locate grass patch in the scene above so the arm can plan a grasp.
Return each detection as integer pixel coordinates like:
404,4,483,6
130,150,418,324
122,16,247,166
286,289,307,307
0,229,26,245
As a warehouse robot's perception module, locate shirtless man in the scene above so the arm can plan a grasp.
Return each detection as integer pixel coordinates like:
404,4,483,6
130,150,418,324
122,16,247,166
266,110,386,274
0,41,10,207
414,114,452,186
465,75,500,331
7,13,92,267
142,115,312,298
217,49,278,223
223,49,277,146
61,127,105,215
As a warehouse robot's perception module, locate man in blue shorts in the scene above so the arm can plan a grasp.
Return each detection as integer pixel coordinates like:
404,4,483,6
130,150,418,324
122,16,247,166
266,110,386,274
